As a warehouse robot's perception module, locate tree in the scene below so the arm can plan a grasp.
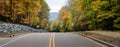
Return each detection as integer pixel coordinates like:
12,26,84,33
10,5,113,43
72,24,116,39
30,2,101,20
57,0,120,31
0,0,50,29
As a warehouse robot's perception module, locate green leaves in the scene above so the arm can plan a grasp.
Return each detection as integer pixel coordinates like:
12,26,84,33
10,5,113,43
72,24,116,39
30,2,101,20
114,17,120,29
57,0,120,31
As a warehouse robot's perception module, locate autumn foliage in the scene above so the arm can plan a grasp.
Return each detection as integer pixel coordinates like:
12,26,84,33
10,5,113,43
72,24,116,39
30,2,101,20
0,0,49,29
51,0,120,32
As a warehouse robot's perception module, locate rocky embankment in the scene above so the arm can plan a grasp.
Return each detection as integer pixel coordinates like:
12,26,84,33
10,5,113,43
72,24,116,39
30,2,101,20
0,23,45,33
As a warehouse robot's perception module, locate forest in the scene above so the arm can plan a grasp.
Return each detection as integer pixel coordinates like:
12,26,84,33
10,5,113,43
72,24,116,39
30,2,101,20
0,0,120,32
50,0,120,32
0,0,49,29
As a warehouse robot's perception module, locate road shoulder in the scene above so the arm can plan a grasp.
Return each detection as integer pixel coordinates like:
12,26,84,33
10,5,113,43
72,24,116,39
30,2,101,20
0,37,9,41
74,32,118,47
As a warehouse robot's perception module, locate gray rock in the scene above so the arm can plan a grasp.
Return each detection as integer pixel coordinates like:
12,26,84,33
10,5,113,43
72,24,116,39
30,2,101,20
0,23,45,33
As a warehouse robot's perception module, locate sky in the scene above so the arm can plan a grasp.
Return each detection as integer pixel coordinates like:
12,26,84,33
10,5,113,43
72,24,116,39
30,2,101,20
45,0,67,12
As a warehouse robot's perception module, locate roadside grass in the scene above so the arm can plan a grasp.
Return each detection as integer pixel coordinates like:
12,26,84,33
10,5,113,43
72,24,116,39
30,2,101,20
74,31,120,47
84,32,120,41
0,31,18,37
0,31,33,37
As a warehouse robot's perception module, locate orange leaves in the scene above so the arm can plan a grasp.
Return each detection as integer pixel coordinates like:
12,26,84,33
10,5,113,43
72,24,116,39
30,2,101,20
0,0,49,29
62,13,70,19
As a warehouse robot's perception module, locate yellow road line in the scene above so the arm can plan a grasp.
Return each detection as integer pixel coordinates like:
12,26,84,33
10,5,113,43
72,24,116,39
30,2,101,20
49,33,52,47
52,33,56,47
49,33,56,47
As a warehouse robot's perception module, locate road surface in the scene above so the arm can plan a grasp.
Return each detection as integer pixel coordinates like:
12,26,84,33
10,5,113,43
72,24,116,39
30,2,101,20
0,33,103,47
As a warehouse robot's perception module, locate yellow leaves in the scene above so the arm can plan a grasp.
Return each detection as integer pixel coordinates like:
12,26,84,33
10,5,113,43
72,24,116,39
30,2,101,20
16,9,25,14
50,23,53,31
35,1,41,7
62,15,69,19
32,16,40,25
67,19,73,30
91,0,110,12
50,19,59,31
21,0,41,25
91,1,101,11
62,12,71,20
75,0,83,13
0,0,49,29
59,7,74,31
78,16,83,20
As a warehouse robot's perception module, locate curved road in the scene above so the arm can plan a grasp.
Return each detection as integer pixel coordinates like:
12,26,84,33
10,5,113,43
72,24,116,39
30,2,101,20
0,33,102,47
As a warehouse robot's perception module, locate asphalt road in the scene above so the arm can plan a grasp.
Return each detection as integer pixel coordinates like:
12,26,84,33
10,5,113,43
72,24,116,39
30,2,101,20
0,33,103,47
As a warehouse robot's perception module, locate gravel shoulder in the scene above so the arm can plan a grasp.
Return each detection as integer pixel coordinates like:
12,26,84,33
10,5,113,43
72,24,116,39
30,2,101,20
86,31,120,38
0,37,9,41
83,31,120,47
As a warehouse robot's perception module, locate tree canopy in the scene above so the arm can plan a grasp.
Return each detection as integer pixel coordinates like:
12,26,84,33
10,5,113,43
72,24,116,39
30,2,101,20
51,0,120,32
0,0,50,29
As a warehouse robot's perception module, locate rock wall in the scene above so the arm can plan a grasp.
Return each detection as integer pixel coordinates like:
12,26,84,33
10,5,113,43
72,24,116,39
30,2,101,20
0,23,44,32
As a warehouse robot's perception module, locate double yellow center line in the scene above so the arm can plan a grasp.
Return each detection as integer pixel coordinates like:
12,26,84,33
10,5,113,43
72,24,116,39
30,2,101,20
49,33,56,47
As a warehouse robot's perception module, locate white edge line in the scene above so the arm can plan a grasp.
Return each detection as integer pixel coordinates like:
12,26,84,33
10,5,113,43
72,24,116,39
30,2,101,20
0,34,29,47
74,33,108,47
84,36,108,47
